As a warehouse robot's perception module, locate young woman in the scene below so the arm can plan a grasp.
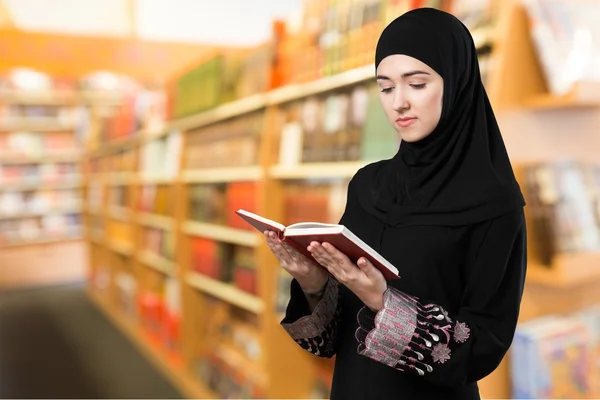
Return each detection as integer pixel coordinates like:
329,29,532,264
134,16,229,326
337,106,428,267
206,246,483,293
265,7,526,400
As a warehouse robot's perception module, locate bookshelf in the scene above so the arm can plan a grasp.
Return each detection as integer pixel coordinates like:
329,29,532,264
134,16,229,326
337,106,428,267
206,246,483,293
0,85,89,288
83,0,600,399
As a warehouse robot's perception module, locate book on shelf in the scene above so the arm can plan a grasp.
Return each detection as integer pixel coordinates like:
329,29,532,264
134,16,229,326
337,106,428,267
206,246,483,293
235,209,400,280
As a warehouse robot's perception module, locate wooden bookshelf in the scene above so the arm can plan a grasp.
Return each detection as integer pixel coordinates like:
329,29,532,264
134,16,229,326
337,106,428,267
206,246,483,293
182,221,261,247
182,167,264,183
0,88,90,288
186,273,264,314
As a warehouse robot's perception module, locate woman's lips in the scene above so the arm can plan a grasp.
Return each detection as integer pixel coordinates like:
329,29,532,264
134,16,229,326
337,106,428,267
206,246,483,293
396,117,417,128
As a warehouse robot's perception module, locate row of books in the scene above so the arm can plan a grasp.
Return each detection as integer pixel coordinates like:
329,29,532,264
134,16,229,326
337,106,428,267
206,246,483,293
192,296,265,399
190,239,257,296
184,112,263,170
188,182,257,230
283,180,349,225
524,160,600,265
106,220,133,247
86,132,181,177
89,149,137,175
108,186,130,209
0,214,82,245
278,82,398,164
0,163,80,186
193,353,266,399
142,227,176,263
139,133,181,178
87,182,174,217
523,0,600,97
511,307,600,399
0,131,78,157
139,184,172,216
0,103,77,124
0,190,81,217
137,276,181,356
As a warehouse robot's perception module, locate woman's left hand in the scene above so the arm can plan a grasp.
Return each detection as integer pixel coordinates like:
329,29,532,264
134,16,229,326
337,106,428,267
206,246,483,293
307,241,388,311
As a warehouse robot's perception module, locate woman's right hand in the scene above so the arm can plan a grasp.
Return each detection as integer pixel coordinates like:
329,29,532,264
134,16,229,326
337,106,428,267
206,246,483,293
264,230,329,295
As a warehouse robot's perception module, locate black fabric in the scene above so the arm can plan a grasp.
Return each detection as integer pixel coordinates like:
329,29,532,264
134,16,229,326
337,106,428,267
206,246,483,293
358,8,525,227
283,175,527,399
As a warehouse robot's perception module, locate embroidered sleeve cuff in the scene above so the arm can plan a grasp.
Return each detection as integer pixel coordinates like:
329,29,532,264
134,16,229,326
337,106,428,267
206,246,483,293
281,276,339,341
355,287,471,376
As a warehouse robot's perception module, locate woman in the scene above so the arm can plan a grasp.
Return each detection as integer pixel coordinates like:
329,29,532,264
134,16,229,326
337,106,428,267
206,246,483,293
265,7,526,400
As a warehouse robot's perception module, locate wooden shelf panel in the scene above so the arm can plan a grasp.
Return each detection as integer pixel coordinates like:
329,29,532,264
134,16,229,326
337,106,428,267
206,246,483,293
88,292,216,399
105,172,138,185
0,117,75,131
270,161,367,179
182,166,263,183
89,231,104,244
138,174,176,185
0,179,81,191
1,236,82,249
526,252,600,289
85,204,103,215
0,89,122,106
186,272,264,314
139,251,177,276
137,213,174,230
0,150,81,164
0,205,82,220
0,89,77,105
170,93,268,131
109,240,134,256
90,136,140,157
182,221,260,247
520,82,600,110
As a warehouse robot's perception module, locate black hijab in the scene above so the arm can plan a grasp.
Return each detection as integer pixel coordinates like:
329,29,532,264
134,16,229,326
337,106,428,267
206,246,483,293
356,7,525,227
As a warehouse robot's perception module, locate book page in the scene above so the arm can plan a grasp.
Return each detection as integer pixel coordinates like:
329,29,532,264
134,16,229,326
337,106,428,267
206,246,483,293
286,221,341,230
235,209,286,232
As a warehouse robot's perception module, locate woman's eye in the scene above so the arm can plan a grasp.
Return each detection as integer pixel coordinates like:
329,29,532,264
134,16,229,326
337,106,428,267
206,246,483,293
380,87,393,93
410,83,426,89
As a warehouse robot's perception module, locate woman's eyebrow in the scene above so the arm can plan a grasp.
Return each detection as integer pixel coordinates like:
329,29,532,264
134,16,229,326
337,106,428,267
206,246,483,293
376,70,430,81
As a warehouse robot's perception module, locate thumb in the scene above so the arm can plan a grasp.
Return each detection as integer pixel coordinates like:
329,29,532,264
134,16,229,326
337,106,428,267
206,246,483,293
357,257,375,276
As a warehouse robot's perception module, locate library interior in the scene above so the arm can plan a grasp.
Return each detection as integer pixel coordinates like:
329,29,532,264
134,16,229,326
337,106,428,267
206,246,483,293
1,0,600,399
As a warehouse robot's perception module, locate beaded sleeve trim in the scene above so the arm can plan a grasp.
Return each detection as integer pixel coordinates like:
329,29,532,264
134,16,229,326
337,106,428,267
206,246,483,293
356,287,471,376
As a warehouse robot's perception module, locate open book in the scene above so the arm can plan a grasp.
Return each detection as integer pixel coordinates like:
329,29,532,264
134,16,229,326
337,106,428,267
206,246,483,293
236,209,400,280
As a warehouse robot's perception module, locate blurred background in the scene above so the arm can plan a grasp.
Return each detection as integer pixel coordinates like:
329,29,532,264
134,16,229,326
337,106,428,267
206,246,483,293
0,0,599,399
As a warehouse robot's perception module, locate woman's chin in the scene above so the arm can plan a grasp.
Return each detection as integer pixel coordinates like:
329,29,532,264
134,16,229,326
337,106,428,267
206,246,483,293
399,131,430,143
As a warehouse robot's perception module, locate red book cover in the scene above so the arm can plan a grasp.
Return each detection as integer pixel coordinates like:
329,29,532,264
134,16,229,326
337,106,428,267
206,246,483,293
236,209,400,280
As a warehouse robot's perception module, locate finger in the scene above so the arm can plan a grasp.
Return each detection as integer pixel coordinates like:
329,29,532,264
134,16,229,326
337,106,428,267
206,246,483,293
307,242,330,267
357,257,377,277
265,231,294,266
321,243,355,281
281,242,309,263
311,242,343,277
322,242,352,267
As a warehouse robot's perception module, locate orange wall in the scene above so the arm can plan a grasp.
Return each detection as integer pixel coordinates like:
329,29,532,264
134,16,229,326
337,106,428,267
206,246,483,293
0,29,226,83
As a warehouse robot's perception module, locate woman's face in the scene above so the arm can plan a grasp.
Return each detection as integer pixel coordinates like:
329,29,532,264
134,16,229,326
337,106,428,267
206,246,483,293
376,54,444,143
